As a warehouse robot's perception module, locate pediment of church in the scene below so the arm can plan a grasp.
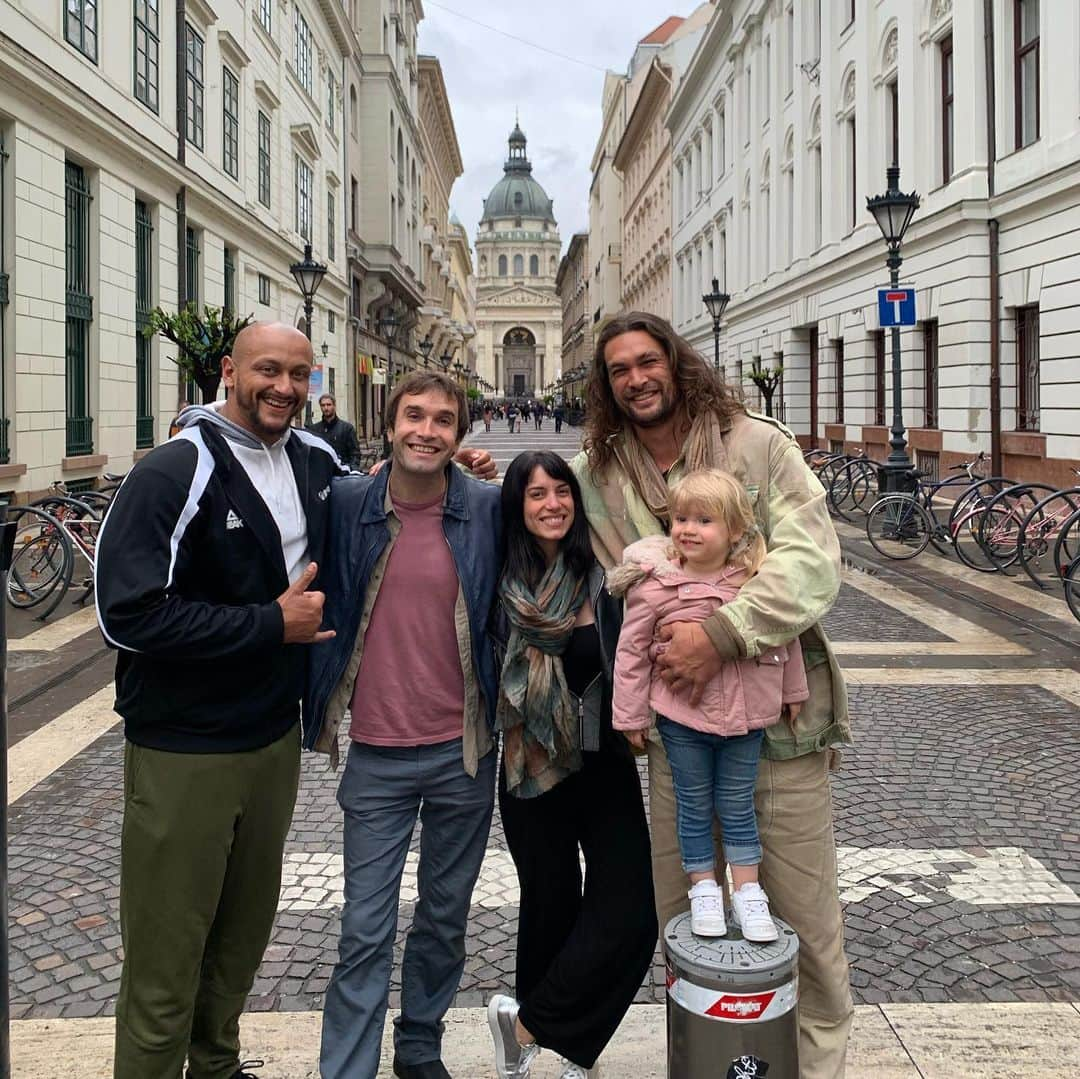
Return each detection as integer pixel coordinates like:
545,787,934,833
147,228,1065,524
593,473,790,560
481,285,557,307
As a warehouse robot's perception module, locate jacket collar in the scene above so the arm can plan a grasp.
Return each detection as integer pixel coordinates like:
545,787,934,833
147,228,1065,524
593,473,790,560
357,461,471,525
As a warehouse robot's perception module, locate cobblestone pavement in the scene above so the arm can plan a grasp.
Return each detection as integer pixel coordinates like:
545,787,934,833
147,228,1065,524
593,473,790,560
7,423,1080,1022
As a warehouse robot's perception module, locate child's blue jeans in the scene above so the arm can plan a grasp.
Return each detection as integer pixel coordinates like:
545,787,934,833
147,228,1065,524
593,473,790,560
656,718,764,873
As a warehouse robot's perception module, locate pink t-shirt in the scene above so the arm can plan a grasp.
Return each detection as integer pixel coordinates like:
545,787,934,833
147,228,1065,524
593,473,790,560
349,493,465,746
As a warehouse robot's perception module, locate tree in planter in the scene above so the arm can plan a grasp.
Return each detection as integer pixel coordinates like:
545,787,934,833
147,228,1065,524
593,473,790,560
144,303,254,404
746,357,784,419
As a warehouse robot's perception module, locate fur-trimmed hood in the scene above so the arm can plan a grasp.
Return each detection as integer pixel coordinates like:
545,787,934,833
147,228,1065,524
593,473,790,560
606,534,681,597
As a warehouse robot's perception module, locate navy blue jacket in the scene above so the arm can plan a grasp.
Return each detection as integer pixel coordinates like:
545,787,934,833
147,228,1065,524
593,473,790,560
302,463,503,752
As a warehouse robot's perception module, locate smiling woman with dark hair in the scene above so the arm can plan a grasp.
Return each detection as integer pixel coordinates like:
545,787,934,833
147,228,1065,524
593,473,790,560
487,450,657,1079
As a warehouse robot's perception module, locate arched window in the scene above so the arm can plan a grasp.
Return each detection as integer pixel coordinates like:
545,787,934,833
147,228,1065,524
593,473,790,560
397,130,405,186
807,99,823,250
513,253,524,276
350,86,358,138
498,254,508,276
839,68,857,232
529,254,539,276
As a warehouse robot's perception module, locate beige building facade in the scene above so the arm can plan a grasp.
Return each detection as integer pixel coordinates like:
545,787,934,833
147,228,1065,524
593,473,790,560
344,0,425,439
555,233,592,373
612,9,711,321
473,124,562,399
416,55,467,365
0,0,352,494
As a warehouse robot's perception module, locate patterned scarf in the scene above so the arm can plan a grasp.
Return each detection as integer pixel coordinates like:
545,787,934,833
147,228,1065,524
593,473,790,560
496,554,587,799
610,407,730,531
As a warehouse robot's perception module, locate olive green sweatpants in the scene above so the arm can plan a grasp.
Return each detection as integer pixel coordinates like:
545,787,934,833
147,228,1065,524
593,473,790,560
113,725,301,1079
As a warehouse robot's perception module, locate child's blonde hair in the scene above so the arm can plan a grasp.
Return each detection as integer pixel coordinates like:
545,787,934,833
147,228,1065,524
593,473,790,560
668,469,766,574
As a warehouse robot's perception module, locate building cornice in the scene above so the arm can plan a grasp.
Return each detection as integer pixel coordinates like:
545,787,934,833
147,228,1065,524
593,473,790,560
417,55,464,177
612,59,671,173
668,4,732,136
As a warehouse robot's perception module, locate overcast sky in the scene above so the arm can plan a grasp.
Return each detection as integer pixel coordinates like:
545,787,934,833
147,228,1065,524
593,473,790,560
417,0,706,252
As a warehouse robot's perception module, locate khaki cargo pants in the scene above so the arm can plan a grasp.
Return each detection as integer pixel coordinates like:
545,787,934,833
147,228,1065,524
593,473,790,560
648,737,854,1079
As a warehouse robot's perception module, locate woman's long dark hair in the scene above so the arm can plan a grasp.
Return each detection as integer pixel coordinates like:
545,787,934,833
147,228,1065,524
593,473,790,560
501,451,594,591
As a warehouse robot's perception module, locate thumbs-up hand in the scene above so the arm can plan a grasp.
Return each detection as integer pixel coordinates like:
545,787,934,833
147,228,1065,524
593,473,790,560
277,562,336,644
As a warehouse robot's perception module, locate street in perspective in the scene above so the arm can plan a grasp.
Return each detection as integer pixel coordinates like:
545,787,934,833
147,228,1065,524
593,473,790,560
2,0,1080,1077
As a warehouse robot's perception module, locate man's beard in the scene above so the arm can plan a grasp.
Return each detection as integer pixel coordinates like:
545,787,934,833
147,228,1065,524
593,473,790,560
233,383,298,439
619,383,679,428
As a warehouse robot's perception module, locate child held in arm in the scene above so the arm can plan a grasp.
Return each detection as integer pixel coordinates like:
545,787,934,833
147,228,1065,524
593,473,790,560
609,469,808,942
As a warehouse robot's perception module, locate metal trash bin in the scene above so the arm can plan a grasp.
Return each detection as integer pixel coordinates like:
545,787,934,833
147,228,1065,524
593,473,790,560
664,912,799,1079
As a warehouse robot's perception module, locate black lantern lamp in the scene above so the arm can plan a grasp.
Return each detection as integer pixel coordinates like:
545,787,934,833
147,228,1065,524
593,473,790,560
289,243,327,340
702,277,731,373
866,164,921,490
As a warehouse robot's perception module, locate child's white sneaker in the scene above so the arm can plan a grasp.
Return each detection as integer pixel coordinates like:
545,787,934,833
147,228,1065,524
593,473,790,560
688,879,726,937
731,882,779,943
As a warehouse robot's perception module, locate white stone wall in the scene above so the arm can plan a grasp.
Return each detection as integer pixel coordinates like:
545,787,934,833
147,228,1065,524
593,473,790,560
666,0,1080,480
0,0,352,496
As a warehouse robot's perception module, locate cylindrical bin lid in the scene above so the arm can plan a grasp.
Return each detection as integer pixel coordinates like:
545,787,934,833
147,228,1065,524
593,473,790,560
665,913,799,1022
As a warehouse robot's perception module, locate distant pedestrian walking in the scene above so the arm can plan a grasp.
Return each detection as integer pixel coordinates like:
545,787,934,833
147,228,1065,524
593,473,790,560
483,404,493,433
508,404,520,433
553,403,565,434
534,404,544,430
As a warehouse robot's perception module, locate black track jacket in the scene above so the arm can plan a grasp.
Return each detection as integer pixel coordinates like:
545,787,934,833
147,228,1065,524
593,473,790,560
95,408,346,753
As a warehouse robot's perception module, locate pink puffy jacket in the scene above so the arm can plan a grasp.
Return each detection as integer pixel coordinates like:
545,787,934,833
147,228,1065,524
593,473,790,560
611,537,809,737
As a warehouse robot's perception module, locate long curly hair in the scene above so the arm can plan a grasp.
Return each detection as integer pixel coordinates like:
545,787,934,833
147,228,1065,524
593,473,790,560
582,311,744,480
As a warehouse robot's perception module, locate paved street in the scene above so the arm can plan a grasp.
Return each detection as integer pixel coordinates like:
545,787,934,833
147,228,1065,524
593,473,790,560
6,422,1080,1076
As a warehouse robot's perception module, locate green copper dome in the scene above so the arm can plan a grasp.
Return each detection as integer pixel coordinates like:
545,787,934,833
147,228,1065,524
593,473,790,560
479,123,556,225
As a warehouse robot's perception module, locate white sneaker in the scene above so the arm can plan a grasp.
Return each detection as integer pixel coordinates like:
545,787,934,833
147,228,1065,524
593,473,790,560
688,879,726,937
559,1060,600,1078
731,882,779,943
487,995,541,1077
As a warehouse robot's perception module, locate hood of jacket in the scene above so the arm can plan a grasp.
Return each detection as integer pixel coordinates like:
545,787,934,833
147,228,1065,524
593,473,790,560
176,402,292,451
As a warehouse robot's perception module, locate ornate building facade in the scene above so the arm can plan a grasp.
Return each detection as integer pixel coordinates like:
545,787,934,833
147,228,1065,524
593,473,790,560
473,123,562,398
0,0,352,492
555,233,591,373
669,0,1080,483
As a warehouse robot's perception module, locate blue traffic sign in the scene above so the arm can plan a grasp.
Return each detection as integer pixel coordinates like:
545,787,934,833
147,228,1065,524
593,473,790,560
878,287,917,327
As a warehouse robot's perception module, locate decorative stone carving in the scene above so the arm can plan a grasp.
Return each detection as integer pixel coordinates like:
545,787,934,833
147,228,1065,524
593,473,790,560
842,70,856,112
930,0,953,25
883,28,899,72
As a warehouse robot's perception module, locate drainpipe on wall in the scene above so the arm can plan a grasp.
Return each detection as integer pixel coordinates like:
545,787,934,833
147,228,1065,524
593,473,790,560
984,0,1002,476
176,1,188,404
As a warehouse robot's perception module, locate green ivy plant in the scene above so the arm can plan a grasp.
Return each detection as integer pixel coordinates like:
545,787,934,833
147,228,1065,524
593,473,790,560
144,303,254,404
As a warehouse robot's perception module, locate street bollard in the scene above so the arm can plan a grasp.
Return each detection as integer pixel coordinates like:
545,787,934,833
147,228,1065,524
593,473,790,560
664,912,799,1079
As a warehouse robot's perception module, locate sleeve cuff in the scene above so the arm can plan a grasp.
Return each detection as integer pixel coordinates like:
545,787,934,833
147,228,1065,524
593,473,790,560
702,611,746,661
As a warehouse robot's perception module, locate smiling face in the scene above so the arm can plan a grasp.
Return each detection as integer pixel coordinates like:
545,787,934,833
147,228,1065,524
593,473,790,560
522,466,575,558
221,323,312,443
671,502,737,573
387,389,461,480
602,329,680,428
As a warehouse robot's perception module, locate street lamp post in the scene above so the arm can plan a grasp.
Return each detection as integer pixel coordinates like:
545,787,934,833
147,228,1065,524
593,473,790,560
289,243,327,341
702,277,731,373
439,347,455,374
418,334,434,367
866,164,921,493
378,309,400,455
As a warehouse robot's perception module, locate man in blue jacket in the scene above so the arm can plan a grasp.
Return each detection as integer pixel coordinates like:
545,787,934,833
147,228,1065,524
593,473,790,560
304,370,502,1079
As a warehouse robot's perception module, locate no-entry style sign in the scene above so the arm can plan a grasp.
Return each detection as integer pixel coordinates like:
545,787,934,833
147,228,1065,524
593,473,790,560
878,286,917,327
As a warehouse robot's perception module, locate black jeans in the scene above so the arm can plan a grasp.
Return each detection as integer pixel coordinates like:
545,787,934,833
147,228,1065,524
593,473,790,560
498,743,657,1068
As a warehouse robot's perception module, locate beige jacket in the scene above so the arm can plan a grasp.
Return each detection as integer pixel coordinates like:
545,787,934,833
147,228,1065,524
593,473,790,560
571,409,851,760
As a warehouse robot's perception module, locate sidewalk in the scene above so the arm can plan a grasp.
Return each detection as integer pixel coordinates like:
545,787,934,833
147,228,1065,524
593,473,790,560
12,1002,1080,1077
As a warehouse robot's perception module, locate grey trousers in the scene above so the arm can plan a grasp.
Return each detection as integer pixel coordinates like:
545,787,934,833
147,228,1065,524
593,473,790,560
320,739,496,1079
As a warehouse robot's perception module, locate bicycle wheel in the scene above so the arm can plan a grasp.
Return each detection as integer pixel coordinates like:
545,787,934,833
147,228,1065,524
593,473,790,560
829,459,877,522
1064,555,1080,623
1015,489,1080,587
6,507,74,615
953,505,1010,572
865,496,932,560
945,477,1014,533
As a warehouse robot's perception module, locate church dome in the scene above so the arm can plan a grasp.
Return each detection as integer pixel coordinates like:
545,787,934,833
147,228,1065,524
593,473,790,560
479,123,556,225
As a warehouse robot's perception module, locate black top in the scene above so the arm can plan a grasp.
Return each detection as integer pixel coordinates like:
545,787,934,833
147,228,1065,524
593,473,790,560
562,622,602,698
